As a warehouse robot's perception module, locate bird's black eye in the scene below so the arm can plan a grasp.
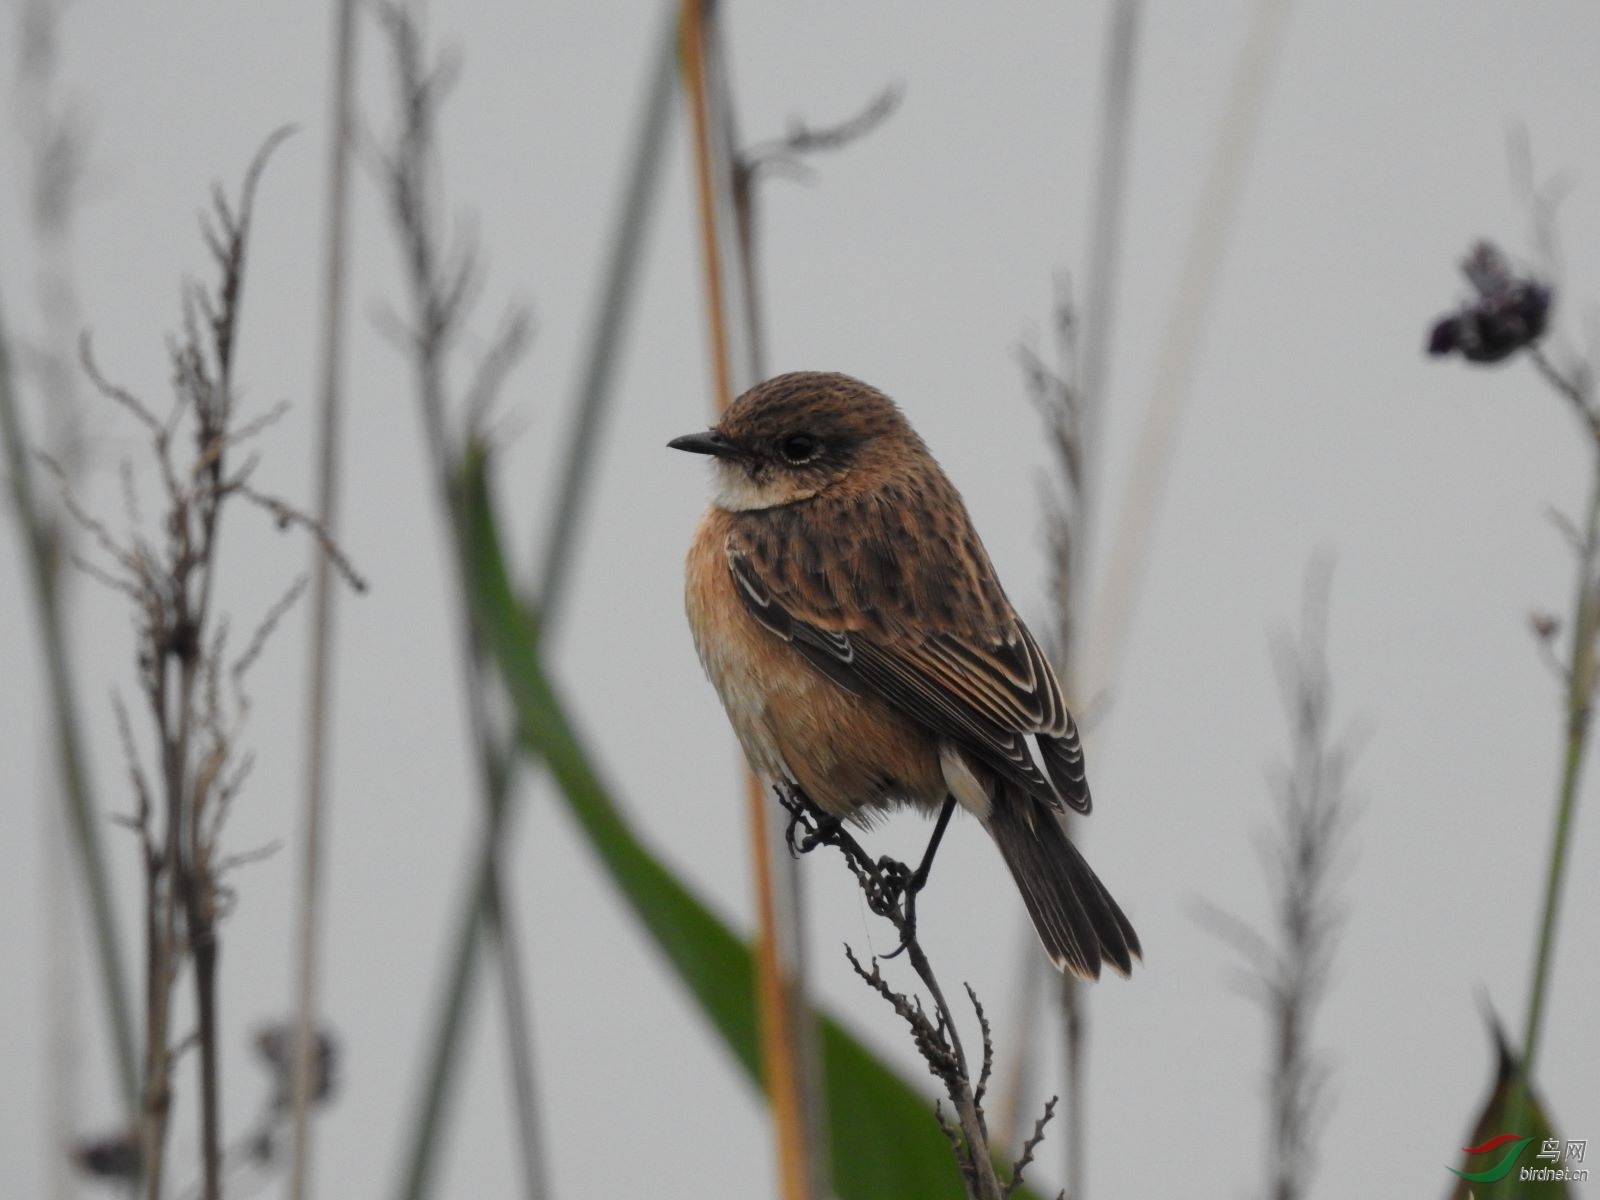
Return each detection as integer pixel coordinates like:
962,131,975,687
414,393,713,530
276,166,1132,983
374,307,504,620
779,433,821,464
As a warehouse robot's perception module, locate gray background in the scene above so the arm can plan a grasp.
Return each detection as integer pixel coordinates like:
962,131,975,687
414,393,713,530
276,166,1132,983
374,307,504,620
2,2,1597,1197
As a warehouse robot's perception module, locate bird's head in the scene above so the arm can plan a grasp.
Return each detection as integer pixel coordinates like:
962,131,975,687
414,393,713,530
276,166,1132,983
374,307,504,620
669,371,921,511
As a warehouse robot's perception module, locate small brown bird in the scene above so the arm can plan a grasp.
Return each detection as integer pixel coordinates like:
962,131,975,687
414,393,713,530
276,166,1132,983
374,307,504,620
672,371,1139,979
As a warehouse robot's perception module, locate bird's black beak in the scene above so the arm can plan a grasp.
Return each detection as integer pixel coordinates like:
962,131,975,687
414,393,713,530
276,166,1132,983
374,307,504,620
668,429,744,459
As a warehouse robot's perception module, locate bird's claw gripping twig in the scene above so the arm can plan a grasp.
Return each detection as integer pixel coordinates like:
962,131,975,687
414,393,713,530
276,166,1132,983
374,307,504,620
779,785,841,856
776,784,927,955
875,858,920,959
778,785,874,864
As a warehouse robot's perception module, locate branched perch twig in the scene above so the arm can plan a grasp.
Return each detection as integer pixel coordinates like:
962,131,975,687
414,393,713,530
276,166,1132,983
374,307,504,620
780,786,1059,1200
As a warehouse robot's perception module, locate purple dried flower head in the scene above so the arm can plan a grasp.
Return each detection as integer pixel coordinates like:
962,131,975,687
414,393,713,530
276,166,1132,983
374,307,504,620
1426,240,1552,365
255,1022,340,1109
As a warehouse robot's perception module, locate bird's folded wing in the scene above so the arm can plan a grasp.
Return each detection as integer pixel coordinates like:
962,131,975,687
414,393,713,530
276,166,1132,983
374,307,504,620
727,543,1090,813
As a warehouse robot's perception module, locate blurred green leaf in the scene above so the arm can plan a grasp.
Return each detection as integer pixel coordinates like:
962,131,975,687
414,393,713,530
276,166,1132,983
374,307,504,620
462,445,1044,1200
1447,1012,1569,1199
0,284,139,1114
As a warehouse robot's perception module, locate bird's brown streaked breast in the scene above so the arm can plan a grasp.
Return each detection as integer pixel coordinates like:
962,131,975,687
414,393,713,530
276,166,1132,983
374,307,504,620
684,506,948,819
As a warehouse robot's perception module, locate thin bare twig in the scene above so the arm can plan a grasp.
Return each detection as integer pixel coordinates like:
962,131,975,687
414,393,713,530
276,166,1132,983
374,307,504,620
738,83,902,185
234,483,368,593
233,577,310,695
1005,1096,1058,1200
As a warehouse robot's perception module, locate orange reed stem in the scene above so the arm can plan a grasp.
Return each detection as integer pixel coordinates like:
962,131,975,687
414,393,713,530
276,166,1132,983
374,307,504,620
680,5,813,1199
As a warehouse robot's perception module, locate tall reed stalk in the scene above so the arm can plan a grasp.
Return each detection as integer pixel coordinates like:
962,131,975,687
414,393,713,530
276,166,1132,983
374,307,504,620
371,10,548,1200
1492,345,1599,1198
999,9,1288,1194
680,3,823,1195
1425,236,1588,1195
1081,0,1291,700
389,10,680,1197
11,9,104,1190
1052,7,1142,1192
289,1,360,1196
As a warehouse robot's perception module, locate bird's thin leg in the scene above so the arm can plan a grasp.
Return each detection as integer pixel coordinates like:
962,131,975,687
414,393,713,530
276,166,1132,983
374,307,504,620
881,795,957,960
907,794,956,895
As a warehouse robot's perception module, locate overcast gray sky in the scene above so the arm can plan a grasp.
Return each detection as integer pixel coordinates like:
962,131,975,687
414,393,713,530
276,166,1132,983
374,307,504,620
3,3,1598,1197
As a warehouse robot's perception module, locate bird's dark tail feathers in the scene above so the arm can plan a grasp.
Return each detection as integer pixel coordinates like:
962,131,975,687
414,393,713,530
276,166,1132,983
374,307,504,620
984,788,1141,980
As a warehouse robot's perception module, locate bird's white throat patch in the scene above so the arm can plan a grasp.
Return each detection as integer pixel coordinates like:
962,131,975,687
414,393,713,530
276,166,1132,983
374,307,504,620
712,459,813,512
